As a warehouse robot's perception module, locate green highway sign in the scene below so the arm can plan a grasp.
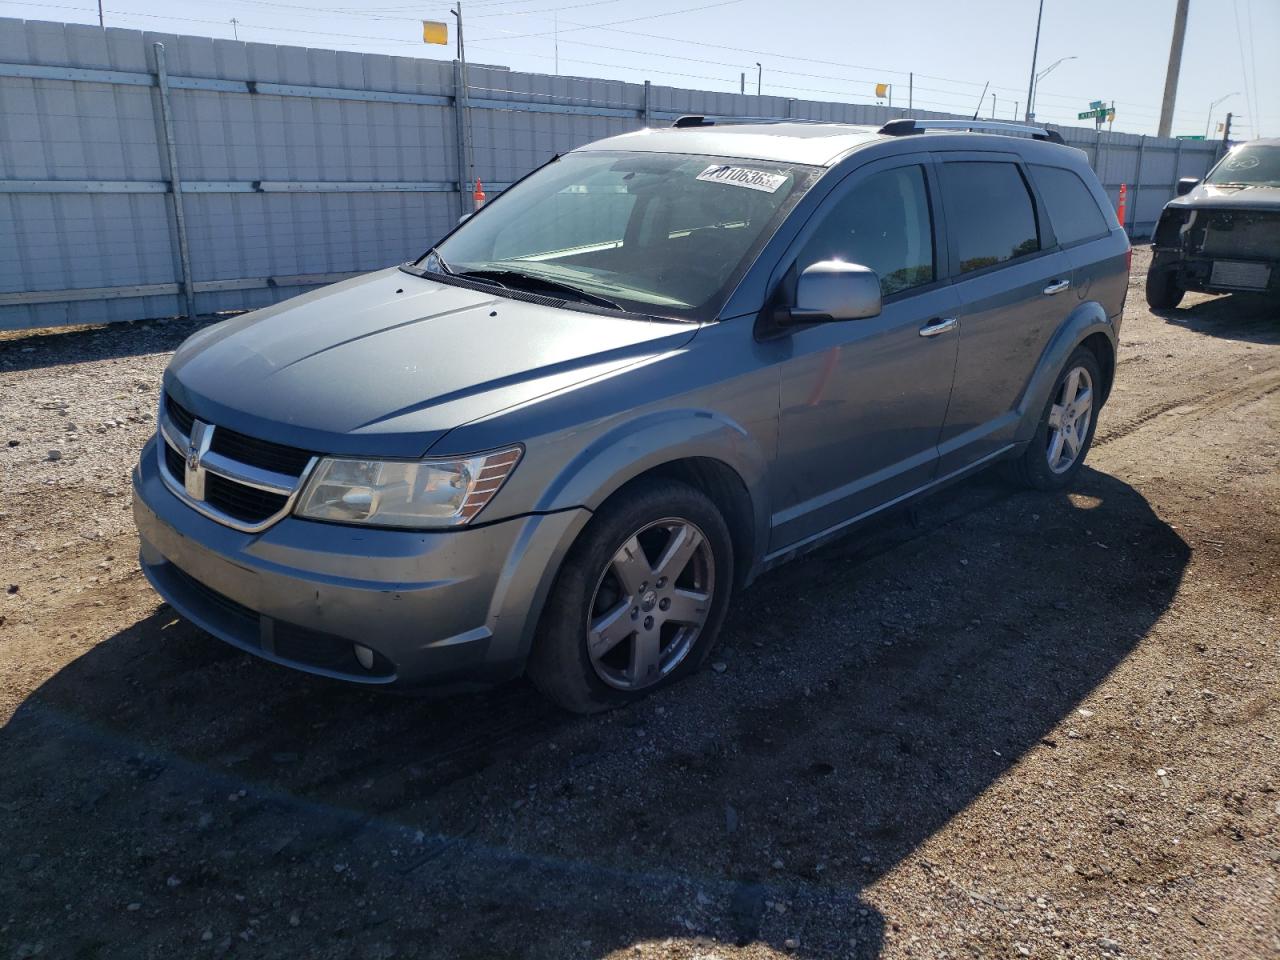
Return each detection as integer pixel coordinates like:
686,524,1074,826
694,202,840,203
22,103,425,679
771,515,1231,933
1078,106,1116,121
1176,134,1205,140
1089,100,1104,109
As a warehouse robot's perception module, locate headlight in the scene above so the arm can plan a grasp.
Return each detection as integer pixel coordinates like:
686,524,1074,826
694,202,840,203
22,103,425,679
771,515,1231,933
295,446,522,528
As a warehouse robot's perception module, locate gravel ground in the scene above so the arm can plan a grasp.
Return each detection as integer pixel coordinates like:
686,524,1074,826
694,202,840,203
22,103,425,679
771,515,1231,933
0,247,1277,960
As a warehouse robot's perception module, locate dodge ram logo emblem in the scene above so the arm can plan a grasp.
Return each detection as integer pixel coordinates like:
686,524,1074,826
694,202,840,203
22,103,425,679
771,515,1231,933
184,420,214,501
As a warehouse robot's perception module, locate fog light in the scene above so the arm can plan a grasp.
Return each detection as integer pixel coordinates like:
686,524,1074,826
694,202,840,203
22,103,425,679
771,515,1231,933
353,643,375,670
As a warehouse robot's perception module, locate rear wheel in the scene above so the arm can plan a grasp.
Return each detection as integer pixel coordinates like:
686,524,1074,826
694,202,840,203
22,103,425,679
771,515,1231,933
1006,347,1102,491
528,480,734,713
1145,265,1184,310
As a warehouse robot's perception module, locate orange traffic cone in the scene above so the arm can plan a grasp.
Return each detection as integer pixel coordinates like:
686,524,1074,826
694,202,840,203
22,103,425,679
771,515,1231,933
473,178,486,208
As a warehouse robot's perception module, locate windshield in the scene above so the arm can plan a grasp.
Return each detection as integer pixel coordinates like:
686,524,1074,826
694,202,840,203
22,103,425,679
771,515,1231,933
1205,144,1280,187
420,151,819,321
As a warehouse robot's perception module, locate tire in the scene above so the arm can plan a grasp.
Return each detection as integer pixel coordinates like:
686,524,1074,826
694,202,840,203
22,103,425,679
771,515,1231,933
1006,346,1103,492
527,479,734,714
1145,266,1184,310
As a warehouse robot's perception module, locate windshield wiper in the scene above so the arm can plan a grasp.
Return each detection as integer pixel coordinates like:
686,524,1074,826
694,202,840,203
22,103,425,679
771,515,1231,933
451,268,623,311
407,250,511,291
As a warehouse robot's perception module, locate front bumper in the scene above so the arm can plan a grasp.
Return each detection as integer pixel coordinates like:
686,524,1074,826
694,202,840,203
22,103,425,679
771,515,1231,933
133,435,587,686
1153,251,1280,295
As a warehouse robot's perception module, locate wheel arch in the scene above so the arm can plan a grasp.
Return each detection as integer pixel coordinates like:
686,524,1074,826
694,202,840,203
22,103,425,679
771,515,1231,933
1079,330,1116,405
1013,301,1117,443
500,411,770,670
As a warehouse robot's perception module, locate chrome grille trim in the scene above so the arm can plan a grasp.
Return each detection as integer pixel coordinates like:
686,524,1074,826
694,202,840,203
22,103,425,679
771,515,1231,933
155,390,318,534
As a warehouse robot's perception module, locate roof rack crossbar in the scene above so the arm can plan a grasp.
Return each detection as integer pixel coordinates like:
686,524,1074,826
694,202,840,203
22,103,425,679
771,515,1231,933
878,117,1065,144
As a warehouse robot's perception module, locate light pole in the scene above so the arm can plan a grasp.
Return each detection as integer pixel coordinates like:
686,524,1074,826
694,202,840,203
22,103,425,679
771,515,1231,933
1029,55,1076,122
1204,92,1237,139
755,62,762,97
1024,0,1045,121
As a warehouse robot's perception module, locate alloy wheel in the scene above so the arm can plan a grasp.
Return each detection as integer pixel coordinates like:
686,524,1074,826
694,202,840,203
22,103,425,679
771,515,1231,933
1045,365,1094,474
586,518,715,691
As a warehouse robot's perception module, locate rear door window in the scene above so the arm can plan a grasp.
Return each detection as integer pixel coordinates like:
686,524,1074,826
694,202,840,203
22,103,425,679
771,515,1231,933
940,161,1040,274
1029,164,1110,246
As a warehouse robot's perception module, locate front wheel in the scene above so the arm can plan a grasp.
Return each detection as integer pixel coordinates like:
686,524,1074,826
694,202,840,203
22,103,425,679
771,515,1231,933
1006,347,1103,491
1145,266,1184,310
528,480,734,713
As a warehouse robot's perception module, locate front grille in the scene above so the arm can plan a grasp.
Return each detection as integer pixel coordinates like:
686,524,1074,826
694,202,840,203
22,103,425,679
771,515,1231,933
209,426,315,477
160,389,320,532
1193,209,1280,260
165,395,195,435
164,441,185,479
204,472,290,524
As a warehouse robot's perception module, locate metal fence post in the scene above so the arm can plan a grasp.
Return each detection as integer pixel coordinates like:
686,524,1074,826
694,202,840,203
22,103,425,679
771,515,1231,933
152,43,196,319
453,58,472,214
643,79,652,127
1131,135,1146,235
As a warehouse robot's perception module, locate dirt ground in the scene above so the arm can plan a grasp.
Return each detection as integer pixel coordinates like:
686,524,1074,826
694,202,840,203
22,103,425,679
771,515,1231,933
0,247,1277,960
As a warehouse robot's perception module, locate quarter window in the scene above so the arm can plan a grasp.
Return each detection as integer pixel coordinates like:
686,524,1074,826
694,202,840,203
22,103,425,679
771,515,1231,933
1029,164,1110,246
940,161,1040,274
796,165,935,297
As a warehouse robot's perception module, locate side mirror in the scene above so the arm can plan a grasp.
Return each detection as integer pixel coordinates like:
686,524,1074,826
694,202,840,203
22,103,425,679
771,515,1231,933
1175,177,1199,196
788,260,882,324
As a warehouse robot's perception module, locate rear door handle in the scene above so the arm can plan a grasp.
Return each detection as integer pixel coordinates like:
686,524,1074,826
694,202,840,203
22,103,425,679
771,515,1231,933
1043,279,1071,295
919,316,958,338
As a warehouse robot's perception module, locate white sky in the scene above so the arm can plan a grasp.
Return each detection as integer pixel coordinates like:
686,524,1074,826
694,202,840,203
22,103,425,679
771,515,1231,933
3,0,1276,139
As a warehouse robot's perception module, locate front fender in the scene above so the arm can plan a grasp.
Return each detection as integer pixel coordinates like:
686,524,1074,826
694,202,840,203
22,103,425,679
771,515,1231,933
488,409,771,668
536,407,771,542
1013,300,1116,444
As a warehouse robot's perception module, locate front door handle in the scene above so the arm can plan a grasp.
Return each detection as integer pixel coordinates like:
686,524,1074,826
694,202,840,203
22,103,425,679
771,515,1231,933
1043,279,1071,295
919,316,958,338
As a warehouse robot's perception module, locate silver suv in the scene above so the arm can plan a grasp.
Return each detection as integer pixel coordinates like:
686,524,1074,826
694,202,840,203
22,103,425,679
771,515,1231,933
133,118,1129,712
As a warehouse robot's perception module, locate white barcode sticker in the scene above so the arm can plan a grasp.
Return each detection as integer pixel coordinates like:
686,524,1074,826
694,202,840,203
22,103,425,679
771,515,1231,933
696,164,788,193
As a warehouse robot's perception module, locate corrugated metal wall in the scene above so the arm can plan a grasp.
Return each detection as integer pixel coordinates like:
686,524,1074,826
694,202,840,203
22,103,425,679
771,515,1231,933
0,16,1226,331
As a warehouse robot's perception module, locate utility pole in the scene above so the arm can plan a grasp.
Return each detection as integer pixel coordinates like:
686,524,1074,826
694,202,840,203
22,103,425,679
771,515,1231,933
755,62,762,97
1024,0,1044,121
553,12,559,74
1013,100,1019,120
908,72,913,111
1157,0,1190,138
991,93,997,118
451,2,474,211
97,0,103,27
740,72,745,95
452,1,465,62
1221,111,1233,147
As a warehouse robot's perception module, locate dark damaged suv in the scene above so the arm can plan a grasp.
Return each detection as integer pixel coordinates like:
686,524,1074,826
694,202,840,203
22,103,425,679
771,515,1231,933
1147,138,1280,308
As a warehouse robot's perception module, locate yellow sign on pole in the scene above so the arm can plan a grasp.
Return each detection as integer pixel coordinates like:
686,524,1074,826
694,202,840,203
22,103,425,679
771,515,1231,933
422,20,448,45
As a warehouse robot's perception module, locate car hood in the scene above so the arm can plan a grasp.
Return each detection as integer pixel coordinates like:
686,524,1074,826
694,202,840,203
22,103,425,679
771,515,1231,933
165,268,699,458
1169,182,1280,212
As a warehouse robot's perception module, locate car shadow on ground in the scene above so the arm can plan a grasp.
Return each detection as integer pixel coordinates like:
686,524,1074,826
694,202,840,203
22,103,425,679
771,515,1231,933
1154,291,1280,343
0,467,1189,959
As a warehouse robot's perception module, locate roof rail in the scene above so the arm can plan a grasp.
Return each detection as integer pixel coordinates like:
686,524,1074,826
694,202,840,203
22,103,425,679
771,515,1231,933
672,115,831,128
878,117,1066,145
